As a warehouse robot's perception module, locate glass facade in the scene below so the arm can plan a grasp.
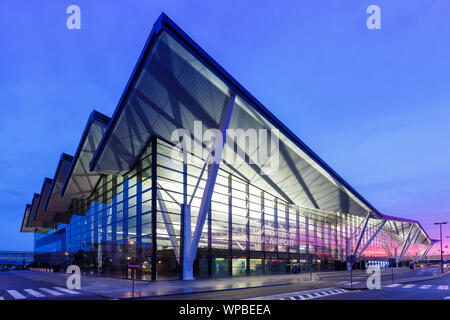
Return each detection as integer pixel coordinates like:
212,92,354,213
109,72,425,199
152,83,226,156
33,137,430,280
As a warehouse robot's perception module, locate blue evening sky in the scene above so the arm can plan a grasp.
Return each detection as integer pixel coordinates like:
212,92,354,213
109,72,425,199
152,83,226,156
1,1,449,252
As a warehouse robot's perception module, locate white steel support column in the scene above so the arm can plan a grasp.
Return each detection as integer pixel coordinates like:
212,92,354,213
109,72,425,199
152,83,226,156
397,225,413,264
352,212,372,257
418,243,433,263
156,190,180,263
356,220,387,260
346,238,351,270
394,247,398,267
182,204,193,279
183,94,236,280
397,226,419,264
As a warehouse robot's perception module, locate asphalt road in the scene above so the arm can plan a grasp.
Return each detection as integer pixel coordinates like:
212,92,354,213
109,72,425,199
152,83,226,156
0,271,103,300
143,267,449,300
1,267,446,300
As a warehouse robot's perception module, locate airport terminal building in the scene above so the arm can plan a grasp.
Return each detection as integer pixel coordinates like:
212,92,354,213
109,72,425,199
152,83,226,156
20,13,434,281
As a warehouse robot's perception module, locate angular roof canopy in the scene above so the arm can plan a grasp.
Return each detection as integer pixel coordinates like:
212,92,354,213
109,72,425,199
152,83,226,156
21,203,49,234
61,110,110,198
27,193,41,228
24,194,50,233
89,13,431,242
32,178,58,229
44,153,74,224
20,204,34,233
20,13,432,245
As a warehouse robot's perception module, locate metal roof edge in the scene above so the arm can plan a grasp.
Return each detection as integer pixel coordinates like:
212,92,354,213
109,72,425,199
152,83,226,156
89,15,164,172
20,204,31,232
61,110,110,197
33,178,53,221
44,153,74,211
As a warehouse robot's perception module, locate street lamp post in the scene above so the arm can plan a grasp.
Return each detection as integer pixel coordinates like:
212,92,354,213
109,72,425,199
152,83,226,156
446,236,450,267
434,222,447,273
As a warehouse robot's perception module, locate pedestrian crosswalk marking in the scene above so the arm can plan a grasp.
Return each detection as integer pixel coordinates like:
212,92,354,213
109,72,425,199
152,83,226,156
248,288,351,300
7,290,26,299
54,287,80,295
39,287,64,296
384,284,449,290
24,289,45,297
0,287,81,300
419,285,432,289
330,290,340,294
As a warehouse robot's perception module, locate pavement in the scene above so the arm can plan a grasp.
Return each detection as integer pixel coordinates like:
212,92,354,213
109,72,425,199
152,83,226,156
0,266,447,300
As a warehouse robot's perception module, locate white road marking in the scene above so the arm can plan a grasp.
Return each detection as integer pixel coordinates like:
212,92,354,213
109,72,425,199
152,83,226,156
24,289,45,298
7,290,26,299
313,292,324,297
39,287,64,296
343,282,360,285
438,285,448,290
247,287,351,300
330,290,341,294
53,287,80,295
419,285,432,289
0,297,4,300
444,296,450,300
403,284,415,288
386,284,401,288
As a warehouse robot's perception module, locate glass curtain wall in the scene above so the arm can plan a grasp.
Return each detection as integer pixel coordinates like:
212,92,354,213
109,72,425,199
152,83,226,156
33,136,428,280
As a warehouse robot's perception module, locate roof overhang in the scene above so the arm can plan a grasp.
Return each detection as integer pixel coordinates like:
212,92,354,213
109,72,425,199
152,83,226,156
23,194,50,233
32,178,58,229
88,13,378,218
380,214,432,245
60,110,110,199
20,13,431,244
44,153,74,223
86,13,431,243
20,204,34,232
